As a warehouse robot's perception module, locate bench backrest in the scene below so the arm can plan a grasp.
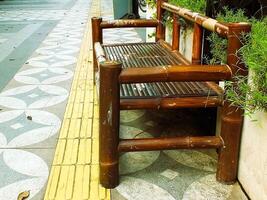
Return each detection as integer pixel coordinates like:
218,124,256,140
156,0,251,76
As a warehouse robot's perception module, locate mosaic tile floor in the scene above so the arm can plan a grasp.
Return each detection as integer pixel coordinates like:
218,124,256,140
0,0,75,10
43,8,110,199
0,0,90,199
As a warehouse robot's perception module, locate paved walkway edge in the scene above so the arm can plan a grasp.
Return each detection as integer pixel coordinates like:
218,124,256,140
44,0,110,199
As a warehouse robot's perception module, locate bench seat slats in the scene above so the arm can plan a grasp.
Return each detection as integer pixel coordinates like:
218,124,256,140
120,82,216,98
102,42,220,99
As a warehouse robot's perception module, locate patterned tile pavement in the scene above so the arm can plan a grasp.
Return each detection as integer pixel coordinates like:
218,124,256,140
43,7,110,199
0,0,75,10
0,20,58,90
0,0,91,199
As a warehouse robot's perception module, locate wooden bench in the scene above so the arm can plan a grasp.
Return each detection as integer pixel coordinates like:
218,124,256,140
92,0,251,189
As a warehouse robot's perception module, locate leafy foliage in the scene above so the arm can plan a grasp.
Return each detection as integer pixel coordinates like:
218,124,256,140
239,18,267,112
206,8,249,65
207,8,267,114
168,0,206,14
216,7,249,23
146,0,157,8
146,0,206,26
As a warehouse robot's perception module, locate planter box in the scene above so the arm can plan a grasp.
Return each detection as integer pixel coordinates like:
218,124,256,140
239,111,267,200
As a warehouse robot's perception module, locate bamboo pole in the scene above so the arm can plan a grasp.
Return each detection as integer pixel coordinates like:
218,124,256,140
119,65,232,83
91,17,103,75
156,0,167,41
161,2,229,37
99,61,122,189
192,23,203,64
94,42,106,63
118,136,224,152
172,13,180,50
120,96,223,110
100,19,159,28
217,22,251,184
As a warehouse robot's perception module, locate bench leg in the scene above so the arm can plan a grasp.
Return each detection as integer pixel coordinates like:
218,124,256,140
217,23,251,184
99,61,122,188
216,101,243,183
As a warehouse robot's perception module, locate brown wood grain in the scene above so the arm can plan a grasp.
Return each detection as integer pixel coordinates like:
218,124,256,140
192,23,203,64
172,14,180,51
94,42,106,64
118,136,224,152
91,17,103,75
100,19,159,28
156,0,167,41
217,23,251,183
119,65,232,83
161,1,229,37
120,96,222,110
99,61,122,189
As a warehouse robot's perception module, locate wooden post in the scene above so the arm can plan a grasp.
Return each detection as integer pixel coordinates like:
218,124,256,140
91,17,103,75
156,0,166,41
172,13,180,50
192,23,203,64
99,61,122,188
217,23,251,183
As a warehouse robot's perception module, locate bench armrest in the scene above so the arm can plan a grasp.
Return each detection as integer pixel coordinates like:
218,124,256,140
100,19,159,29
119,65,232,83
94,42,106,63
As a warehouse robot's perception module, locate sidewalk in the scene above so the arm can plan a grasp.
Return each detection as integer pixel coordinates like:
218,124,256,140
44,1,110,199
44,0,144,198
0,0,91,199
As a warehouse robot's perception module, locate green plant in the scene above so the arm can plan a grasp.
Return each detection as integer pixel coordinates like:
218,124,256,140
146,0,206,27
216,7,249,22
206,8,249,65
238,18,267,113
146,0,157,8
163,0,206,32
168,0,206,14
207,8,267,114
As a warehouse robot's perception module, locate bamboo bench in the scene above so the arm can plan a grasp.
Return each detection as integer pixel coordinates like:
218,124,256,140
92,0,251,189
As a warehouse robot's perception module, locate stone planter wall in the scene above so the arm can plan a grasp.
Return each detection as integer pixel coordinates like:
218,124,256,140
238,112,267,200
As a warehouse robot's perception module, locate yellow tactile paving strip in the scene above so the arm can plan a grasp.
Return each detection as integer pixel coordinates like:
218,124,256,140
44,4,110,200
